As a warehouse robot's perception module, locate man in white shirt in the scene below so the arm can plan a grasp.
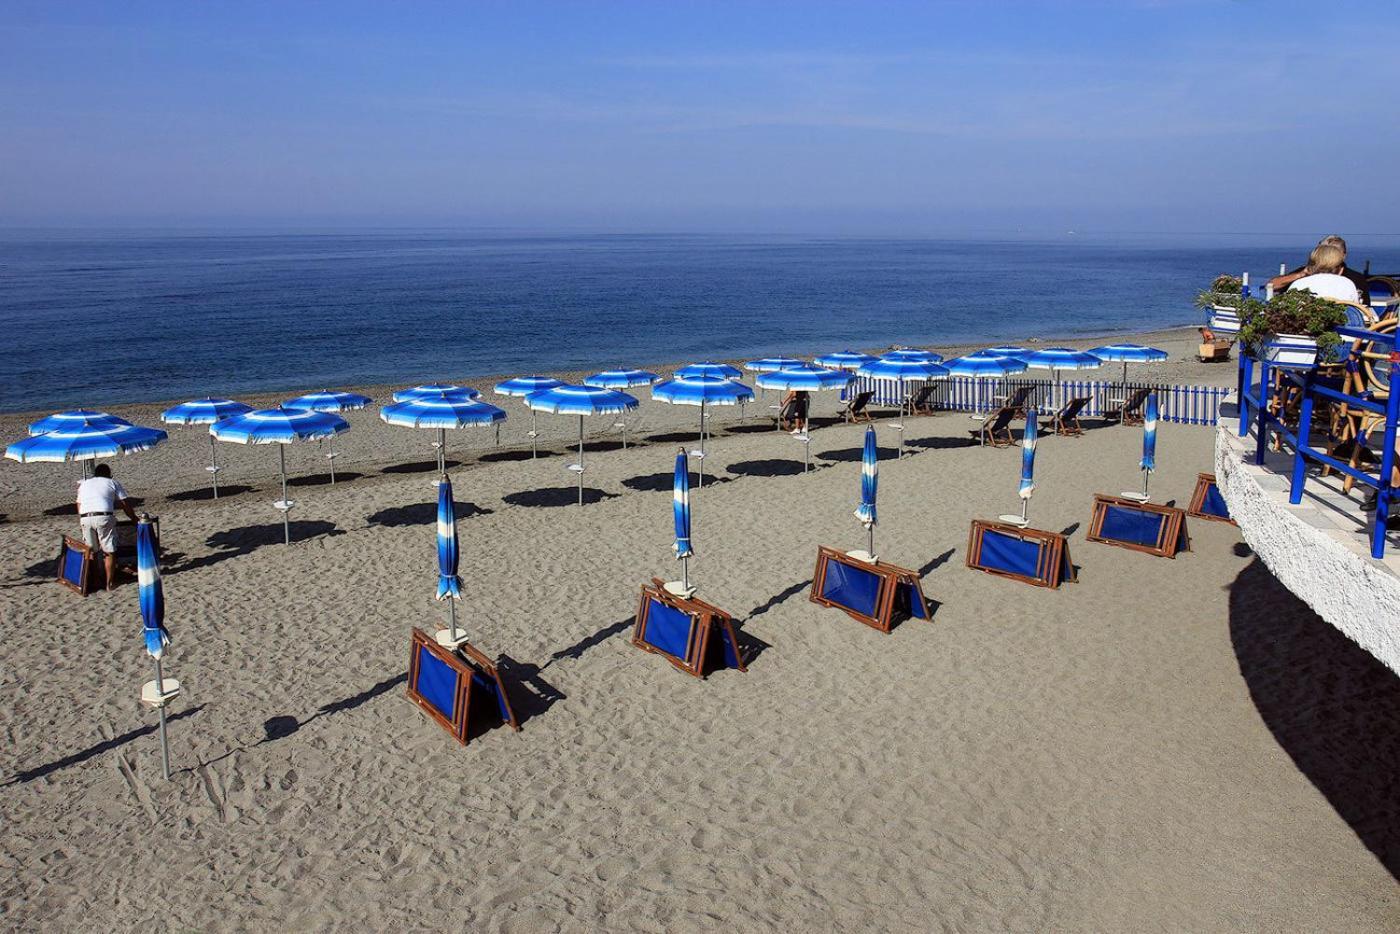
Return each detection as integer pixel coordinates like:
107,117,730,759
75,463,139,590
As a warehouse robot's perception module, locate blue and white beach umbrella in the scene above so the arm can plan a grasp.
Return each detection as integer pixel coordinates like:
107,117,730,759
1132,392,1159,501
436,473,464,642
524,385,639,505
1019,348,1103,429
982,346,1029,360
855,425,878,557
584,370,659,449
1013,411,1038,526
855,355,950,455
1088,343,1168,389
743,356,803,373
380,393,507,473
210,408,349,545
754,363,851,393
814,350,878,371
883,348,944,364
137,516,175,779
494,376,565,458
392,383,481,403
161,398,255,497
675,361,743,380
28,409,131,436
652,376,755,487
944,353,1029,424
672,448,693,592
6,420,167,474
283,392,372,485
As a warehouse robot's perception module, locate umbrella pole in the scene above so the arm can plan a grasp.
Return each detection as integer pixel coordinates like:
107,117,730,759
1020,496,1029,526
898,392,907,457
868,523,875,561
530,412,538,459
697,402,706,488
448,591,460,643
577,415,585,506
328,435,337,485
1141,467,1151,500
682,555,690,593
209,433,220,498
278,445,290,545
153,657,171,780
437,428,446,474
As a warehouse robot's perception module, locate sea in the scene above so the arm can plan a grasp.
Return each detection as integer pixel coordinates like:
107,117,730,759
2,229,1398,413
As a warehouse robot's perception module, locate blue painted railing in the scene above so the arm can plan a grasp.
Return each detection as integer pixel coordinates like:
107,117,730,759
843,376,1228,427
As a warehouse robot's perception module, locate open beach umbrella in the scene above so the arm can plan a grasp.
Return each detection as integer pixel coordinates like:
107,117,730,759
436,473,464,644
1087,343,1168,403
6,419,168,479
136,517,176,779
210,408,348,545
393,384,480,403
744,356,803,373
380,394,506,474
854,355,950,457
854,426,878,559
583,370,659,448
815,350,878,371
675,361,743,380
651,376,754,487
28,409,131,436
755,364,852,470
1019,348,1104,431
982,346,1029,359
282,391,372,484
161,398,255,498
944,353,1029,432
523,385,639,505
672,448,693,594
494,376,565,458
883,348,945,364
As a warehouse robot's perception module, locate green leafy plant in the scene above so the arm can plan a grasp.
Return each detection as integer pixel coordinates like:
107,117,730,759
1195,274,1245,310
1237,289,1348,359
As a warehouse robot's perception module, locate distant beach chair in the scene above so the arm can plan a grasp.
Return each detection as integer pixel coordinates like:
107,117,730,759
970,406,1017,446
1108,387,1152,424
909,383,938,415
1043,396,1091,437
994,384,1036,416
843,390,874,423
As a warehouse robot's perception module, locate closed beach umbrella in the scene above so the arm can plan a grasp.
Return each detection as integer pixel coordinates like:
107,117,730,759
651,376,754,487
1088,343,1168,401
494,376,565,458
815,350,878,371
676,361,743,380
436,473,464,644
524,385,639,505
1003,411,1037,527
1133,393,1159,501
161,398,255,498
137,517,176,779
755,364,852,470
672,448,693,594
380,393,506,474
1019,348,1104,431
393,384,480,403
6,418,168,480
583,370,659,448
28,409,131,436
210,408,349,545
282,391,372,484
943,353,1029,430
854,355,950,457
854,425,878,559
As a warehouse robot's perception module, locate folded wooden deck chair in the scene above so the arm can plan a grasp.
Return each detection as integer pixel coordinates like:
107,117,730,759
843,390,874,423
809,546,928,633
631,579,747,678
1044,396,1091,436
969,406,1017,446
909,383,937,415
1087,495,1190,558
406,628,520,745
1112,387,1152,425
1187,473,1234,524
966,520,1076,589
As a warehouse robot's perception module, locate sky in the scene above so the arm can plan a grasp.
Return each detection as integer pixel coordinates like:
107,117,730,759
1,0,1396,234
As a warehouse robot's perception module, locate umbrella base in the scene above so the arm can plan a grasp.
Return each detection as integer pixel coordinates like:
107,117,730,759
1118,491,1151,503
997,514,1030,528
662,580,696,599
567,463,584,473
140,678,182,708
433,629,471,650
273,499,295,511
205,464,222,474
845,549,878,563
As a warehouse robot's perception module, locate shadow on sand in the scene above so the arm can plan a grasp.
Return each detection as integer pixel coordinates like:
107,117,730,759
367,501,492,528
502,486,617,508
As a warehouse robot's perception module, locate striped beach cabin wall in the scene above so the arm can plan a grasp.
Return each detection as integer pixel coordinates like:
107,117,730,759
842,376,1229,427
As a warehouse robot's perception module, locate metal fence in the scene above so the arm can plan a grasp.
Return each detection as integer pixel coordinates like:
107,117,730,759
842,376,1229,427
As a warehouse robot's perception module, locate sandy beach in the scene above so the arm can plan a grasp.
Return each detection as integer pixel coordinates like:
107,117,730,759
1,325,1396,931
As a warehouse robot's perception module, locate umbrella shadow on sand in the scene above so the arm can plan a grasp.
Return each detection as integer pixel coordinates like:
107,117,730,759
167,484,256,503
4,705,207,786
502,487,617,508
1229,558,1400,880
479,449,558,463
366,501,492,528
381,459,464,475
289,471,364,488
726,458,815,478
167,520,344,574
621,471,729,493
816,445,900,463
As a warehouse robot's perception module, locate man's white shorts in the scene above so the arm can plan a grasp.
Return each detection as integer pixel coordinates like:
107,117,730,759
81,514,117,553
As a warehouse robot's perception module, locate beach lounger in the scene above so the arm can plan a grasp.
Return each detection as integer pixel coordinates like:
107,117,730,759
632,579,747,678
969,406,1017,447
1087,494,1190,558
1044,396,1091,436
1108,387,1152,425
809,546,928,633
909,383,937,415
965,520,1076,589
406,628,520,745
843,390,874,423
994,385,1036,416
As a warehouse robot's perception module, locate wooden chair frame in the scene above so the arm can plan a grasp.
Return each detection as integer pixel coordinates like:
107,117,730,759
1187,473,1235,525
1087,494,1191,558
970,406,1017,447
843,390,874,423
809,545,928,633
1045,396,1091,437
406,628,519,745
631,580,747,678
56,535,98,595
1110,387,1152,424
965,520,1077,589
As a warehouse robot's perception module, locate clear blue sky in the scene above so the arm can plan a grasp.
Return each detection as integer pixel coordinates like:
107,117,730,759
2,1,1395,233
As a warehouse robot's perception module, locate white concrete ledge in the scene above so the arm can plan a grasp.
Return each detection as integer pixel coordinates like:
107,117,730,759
1216,401,1400,675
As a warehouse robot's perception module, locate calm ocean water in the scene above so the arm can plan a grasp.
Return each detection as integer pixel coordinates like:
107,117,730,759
2,230,1398,413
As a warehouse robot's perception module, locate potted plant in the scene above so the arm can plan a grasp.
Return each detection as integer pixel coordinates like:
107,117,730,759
1195,274,1246,336
1237,290,1348,368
